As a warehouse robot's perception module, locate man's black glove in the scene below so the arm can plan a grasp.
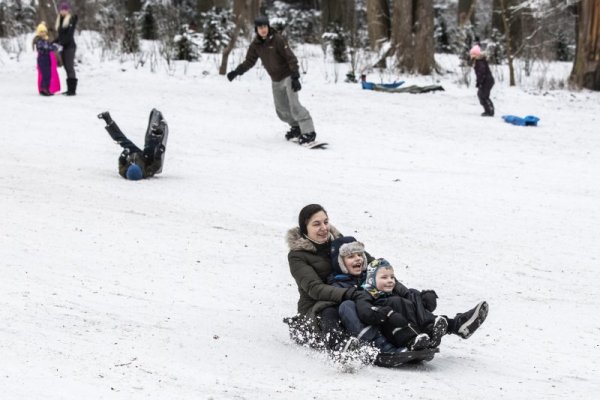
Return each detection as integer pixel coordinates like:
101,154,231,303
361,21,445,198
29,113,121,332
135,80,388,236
227,70,239,82
291,77,301,92
421,290,438,312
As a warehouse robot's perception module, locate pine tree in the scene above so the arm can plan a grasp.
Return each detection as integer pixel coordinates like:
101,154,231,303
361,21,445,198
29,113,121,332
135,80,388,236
200,7,233,54
141,4,158,40
122,16,140,53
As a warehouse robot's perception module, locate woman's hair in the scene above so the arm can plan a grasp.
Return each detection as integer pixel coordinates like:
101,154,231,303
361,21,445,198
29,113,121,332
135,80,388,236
298,204,327,235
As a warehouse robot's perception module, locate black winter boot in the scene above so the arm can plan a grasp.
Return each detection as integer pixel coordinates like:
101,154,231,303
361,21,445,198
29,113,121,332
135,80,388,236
451,301,489,339
298,131,316,144
426,316,448,348
285,126,301,141
97,111,113,124
65,78,77,96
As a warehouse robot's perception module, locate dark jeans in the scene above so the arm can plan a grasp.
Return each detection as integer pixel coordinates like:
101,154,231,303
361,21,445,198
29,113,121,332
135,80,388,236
477,80,495,114
61,46,77,79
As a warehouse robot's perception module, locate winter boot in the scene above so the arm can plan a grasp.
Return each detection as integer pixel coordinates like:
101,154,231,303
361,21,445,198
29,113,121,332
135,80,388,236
298,131,316,144
426,316,448,348
285,126,301,141
97,111,113,125
407,333,431,351
451,301,489,339
40,89,53,96
65,78,77,96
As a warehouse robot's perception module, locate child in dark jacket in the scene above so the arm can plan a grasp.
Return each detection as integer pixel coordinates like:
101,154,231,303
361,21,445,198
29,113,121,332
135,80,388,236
32,22,61,96
355,258,489,350
470,44,495,117
355,258,446,350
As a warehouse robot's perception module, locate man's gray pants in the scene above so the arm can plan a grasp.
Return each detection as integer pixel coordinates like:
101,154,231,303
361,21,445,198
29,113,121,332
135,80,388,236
271,76,315,134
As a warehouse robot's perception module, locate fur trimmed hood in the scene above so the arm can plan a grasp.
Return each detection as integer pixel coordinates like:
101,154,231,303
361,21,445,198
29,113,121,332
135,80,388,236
286,224,342,253
56,13,72,31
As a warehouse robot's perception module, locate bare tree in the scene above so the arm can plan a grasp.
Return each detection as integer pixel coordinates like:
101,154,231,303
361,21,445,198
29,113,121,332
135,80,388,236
414,0,434,74
197,0,230,12
366,0,389,50
219,0,261,75
37,0,57,29
458,0,476,26
126,0,143,14
321,0,355,32
392,0,414,71
392,0,435,74
571,0,600,90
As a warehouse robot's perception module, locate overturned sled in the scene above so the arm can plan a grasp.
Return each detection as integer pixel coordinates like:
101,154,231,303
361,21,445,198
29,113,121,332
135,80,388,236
283,315,438,368
502,114,540,126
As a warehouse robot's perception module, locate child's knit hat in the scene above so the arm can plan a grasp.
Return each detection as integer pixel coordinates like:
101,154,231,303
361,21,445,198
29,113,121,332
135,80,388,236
330,236,367,274
469,44,482,58
35,22,48,36
363,258,393,292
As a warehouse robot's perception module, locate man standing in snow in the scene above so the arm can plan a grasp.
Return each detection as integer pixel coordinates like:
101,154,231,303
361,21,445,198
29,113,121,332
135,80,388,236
226,16,317,145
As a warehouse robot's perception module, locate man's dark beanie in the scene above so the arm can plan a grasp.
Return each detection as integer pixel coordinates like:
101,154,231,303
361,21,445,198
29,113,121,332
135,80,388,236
298,204,327,235
254,15,269,27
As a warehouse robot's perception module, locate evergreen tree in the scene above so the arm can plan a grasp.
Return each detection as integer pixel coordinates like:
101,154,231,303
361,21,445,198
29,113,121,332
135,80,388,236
323,23,348,63
200,7,233,54
434,5,452,53
174,25,200,61
122,16,140,53
141,4,158,40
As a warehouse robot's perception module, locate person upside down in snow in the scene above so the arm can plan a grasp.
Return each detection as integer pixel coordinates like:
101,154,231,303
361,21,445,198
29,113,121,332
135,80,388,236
98,109,168,180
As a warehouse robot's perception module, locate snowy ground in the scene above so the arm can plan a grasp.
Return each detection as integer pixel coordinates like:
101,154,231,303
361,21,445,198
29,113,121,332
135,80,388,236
1,33,599,399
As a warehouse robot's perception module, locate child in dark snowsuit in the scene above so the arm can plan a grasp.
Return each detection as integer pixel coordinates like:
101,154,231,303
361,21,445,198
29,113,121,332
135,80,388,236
471,44,495,117
98,109,168,180
354,258,447,351
32,22,61,96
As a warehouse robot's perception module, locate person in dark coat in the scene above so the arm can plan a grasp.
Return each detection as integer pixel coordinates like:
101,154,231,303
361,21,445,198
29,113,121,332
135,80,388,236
98,109,168,180
286,204,362,351
54,1,78,95
470,44,495,116
226,16,317,144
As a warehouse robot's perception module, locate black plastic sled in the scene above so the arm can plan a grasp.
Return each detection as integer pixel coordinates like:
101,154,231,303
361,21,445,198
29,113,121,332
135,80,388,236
374,347,438,368
283,315,438,368
144,108,169,174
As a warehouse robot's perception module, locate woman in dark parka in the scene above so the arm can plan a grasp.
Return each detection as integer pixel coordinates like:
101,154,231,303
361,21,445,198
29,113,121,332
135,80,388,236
286,204,359,350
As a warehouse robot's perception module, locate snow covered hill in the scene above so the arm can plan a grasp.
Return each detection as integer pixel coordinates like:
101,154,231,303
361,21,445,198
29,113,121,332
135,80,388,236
1,34,599,399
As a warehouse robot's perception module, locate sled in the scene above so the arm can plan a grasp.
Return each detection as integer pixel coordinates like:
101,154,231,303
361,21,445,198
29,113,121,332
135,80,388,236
502,114,540,126
283,315,438,368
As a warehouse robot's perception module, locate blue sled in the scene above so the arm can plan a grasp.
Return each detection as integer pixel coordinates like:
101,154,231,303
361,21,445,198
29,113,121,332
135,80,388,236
502,115,540,126
362,80,405,90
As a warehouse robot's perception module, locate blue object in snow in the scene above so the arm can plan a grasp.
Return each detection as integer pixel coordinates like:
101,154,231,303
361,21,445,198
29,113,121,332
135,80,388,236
361,80,405,90
502,115,540,126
